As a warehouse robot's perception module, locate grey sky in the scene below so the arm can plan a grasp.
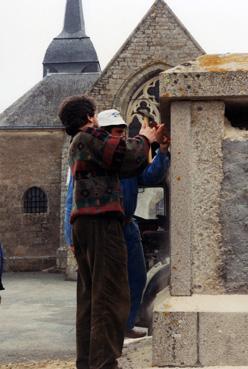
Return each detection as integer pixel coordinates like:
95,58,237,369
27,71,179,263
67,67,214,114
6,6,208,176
0,0,248,113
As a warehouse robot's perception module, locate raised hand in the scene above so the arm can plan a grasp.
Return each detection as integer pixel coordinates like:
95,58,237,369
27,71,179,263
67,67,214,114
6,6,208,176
139,126,157,144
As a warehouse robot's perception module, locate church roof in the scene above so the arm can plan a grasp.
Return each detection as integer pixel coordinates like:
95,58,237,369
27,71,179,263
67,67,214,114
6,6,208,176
44,39,98,65
89,0,205,112
94,0,204,81
43,0,100,71
0,73,100,129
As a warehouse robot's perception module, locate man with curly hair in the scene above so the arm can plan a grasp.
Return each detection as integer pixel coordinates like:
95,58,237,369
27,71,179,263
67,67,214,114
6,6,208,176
59,95,157,369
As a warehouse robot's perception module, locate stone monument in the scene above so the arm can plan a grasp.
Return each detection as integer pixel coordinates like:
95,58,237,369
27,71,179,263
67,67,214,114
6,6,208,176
153,54,248,367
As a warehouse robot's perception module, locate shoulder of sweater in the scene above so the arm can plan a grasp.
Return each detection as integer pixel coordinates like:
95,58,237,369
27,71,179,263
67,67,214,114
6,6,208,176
72,127,109,144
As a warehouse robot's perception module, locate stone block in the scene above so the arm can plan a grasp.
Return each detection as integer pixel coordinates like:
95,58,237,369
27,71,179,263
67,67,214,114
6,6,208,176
5,256,56,272
200,312,248,366
152,290,198,367
160,54,248,100
152,310,198,367
153,293,248,367
65,250,77,281
56,246,67,271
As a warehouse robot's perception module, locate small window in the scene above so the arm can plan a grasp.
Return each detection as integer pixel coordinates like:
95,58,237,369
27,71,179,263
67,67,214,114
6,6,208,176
23,187,48,214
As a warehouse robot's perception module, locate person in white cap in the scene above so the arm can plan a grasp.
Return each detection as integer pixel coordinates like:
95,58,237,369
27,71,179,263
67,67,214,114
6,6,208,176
60,96,157,369
65,107,170,342
96,109,127,136
97,109,170,339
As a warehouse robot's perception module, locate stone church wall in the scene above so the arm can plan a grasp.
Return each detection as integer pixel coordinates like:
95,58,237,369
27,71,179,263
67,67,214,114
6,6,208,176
0,130,64,271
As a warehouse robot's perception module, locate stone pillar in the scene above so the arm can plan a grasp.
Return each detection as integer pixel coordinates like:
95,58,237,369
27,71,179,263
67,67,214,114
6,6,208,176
153,54,248,367
170,100,225,296
169,101,192,296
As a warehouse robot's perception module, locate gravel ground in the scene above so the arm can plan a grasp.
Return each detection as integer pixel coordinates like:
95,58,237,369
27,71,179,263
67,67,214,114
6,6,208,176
0,337,152,369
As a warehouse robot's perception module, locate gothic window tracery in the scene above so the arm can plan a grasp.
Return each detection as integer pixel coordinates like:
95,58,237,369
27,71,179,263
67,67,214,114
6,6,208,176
126,76,160,137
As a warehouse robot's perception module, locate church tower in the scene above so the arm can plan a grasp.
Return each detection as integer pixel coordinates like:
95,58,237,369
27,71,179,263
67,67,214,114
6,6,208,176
0,0,100,273
43,0,100,76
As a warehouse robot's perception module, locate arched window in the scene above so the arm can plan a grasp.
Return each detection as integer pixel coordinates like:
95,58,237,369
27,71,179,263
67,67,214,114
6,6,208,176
126,76,160,137
23,187,48,214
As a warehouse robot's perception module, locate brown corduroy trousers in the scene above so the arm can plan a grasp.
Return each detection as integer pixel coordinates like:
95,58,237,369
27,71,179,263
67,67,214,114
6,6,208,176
73,216,130,369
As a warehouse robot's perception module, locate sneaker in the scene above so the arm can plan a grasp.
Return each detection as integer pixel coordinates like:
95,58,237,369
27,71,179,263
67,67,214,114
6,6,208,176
125,328,146,339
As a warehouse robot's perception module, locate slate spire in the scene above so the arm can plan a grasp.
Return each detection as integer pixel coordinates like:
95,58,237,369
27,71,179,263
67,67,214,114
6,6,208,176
58,0,86,38
43,0,100,77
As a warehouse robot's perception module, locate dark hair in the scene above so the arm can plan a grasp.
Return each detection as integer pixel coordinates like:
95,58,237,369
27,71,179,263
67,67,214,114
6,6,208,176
58,95,96,136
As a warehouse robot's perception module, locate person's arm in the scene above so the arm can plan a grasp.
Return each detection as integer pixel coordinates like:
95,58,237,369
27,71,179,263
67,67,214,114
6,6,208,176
138,127,170,186
121,177,139,217
118,135,150,178
118,126,158,178
70,126,156,179
82,126,156,175
138,148,170,186
64,169,73,249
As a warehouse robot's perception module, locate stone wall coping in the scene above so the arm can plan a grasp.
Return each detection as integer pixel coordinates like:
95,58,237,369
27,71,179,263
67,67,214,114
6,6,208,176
154,290,248,313
160,53,248,99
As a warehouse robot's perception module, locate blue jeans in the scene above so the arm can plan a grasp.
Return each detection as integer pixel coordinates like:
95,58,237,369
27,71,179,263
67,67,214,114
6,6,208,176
123,220,147,330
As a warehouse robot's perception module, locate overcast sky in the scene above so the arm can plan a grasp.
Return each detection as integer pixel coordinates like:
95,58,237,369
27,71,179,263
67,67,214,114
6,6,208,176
0,0,248,113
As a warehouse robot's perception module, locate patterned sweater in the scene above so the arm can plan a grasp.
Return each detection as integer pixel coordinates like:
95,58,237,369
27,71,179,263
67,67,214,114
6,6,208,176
69,127,150,223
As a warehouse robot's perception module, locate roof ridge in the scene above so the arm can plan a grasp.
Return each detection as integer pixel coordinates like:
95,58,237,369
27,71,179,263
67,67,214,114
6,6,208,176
89,0,204,89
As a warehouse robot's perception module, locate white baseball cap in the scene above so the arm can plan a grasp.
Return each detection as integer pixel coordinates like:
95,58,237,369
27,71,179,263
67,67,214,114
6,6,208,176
98,109,127,127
